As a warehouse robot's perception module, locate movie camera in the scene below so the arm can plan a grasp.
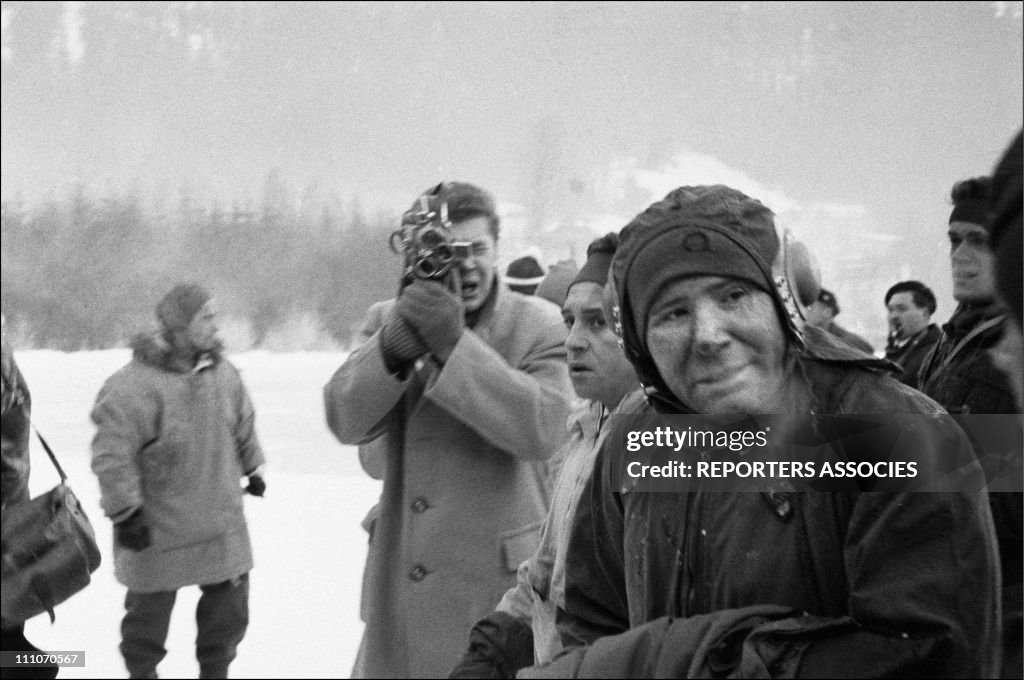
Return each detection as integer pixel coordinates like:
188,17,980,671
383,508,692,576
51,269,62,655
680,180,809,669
389,187,472,289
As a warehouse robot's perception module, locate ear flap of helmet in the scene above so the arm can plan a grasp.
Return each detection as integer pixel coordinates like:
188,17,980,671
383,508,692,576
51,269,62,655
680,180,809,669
605,275,624,343
771,224,821,349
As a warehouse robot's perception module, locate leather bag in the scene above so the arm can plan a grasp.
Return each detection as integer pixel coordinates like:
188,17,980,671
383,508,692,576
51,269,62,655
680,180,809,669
1,430,101,623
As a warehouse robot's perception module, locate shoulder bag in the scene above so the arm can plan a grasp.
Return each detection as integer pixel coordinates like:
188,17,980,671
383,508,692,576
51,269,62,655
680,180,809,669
1,429,102,624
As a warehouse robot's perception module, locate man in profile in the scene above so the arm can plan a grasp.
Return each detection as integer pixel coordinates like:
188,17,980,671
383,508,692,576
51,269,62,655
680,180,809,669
883,280,941,389
450,233,640,677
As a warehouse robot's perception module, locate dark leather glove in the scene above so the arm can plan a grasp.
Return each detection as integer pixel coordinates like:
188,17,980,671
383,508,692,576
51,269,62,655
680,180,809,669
449,611,534,679
379,315,428,374
397,279,465,362
245,474,266,497
115,508,151,552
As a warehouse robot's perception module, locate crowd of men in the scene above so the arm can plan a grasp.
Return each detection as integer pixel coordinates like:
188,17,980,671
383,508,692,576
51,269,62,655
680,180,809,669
1,130,1021,679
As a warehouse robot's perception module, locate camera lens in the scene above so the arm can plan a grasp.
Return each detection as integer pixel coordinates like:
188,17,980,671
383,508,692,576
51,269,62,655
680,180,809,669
417,228,445,249
433,244,453,263
416,259,439,278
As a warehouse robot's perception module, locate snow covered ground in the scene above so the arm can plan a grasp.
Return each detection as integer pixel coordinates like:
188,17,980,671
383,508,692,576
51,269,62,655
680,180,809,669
13,350,382,679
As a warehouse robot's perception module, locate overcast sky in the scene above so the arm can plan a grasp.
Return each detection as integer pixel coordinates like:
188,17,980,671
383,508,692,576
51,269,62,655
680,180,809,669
2,1,1022,337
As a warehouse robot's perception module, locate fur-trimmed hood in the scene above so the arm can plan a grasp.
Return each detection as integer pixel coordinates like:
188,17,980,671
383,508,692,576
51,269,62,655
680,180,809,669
129,331,223,373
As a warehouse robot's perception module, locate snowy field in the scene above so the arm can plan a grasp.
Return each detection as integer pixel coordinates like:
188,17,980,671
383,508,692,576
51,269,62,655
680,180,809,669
13,349,382,679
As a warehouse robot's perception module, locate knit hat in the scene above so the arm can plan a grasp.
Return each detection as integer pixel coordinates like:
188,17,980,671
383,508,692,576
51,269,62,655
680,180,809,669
505,256,546,294
570,233,618,291
157,283,211,331
535,259,579,307
611,185,799,401
949,176,992,225
614,186,783,346
816,288,839,316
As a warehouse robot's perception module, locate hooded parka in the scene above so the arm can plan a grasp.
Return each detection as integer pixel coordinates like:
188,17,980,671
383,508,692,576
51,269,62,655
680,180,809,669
90,334,265,592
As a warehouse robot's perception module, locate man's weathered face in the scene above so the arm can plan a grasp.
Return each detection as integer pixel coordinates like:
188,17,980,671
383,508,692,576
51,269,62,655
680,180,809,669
949,221,996,303
645,275,788,414
451,216,498,313
562,282,636,408
887,291,931,340
186,300,220,353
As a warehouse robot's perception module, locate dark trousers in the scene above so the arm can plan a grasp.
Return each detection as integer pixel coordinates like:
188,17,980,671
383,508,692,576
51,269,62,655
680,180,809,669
120,573,249,679
0,625,59,679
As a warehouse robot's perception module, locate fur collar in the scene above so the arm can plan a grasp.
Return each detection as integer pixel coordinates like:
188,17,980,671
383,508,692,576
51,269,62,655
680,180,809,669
130,332,222,373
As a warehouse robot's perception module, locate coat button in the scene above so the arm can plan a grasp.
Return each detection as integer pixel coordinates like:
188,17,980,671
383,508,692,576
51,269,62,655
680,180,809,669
409,565,427,582
411,497,429,513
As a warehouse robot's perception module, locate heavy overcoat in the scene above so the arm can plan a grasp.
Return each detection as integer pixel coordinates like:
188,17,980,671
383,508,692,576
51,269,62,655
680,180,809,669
324,284,572,678
884,322,941,390
91,334,266,592
523,329,1002,678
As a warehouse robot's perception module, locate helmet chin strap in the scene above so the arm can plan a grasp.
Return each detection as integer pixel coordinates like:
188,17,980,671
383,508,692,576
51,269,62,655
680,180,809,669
771,223,821,351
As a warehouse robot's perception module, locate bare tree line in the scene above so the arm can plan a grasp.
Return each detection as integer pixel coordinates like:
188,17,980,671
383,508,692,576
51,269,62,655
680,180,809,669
1,175,403,351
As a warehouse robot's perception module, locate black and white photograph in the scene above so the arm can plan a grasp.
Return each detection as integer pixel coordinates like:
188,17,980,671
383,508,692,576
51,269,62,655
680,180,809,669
1,2,1022,678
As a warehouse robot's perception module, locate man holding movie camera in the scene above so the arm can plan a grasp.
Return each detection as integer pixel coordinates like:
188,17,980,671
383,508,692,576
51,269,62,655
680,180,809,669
324,181,573,678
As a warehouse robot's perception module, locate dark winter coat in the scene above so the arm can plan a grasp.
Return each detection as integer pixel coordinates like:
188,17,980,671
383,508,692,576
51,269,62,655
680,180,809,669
884,323,941,390
324,283,573,679
521,327,1001,679
1,339,33,634
0,340,31,512
90,333,266,592
919,301,1018,415
919,300,1022,678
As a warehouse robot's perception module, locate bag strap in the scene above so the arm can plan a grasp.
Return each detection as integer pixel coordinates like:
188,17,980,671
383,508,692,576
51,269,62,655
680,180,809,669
32,427,69,484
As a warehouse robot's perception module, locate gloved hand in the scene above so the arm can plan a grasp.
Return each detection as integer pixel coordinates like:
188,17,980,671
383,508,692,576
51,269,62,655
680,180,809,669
245,474,266,497
397,279,465,362
115,508,152,552
448,611,534,679
379,315,428,374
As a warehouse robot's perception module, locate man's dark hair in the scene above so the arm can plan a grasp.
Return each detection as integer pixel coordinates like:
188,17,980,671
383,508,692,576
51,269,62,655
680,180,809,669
439,181,501,240
885,280,937,316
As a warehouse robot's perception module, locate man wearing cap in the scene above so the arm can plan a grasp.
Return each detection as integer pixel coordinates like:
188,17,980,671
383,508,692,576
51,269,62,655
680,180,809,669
520,185,999,678
504,256,546,296
919,175,1019,415
449,233,640,677
805,287,874,354
324,181,573,678
883,280,941,389
91,283,266,679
